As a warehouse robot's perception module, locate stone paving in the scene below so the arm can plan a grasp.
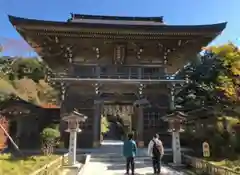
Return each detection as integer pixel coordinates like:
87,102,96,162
80,140,185,175
82,161,183,175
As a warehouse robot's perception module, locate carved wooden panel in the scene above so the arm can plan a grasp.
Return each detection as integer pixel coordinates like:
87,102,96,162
113,45,126,64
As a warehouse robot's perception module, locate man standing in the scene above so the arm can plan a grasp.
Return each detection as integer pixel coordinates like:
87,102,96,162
148,134,164,174
123,132,137,175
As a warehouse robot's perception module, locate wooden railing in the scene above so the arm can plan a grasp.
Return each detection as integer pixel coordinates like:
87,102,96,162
52,65,185,80
30,154,68,175
183,155,239,175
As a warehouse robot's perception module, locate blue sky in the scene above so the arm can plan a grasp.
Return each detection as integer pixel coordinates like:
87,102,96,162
0,0,240,56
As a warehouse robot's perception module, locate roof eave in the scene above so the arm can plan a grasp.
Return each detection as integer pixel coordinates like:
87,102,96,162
8,15,227,33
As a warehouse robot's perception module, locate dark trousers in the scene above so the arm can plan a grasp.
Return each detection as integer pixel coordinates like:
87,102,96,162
126,156,135,174
152,156,161,173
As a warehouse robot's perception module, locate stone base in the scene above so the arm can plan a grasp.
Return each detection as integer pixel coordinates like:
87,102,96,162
168,162,186,167
93,141,100,148
138,141,144,148
62,162,83,175
63,162,81,168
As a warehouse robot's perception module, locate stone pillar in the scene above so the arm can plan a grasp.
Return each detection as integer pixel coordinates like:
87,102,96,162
68,131,77,166
93,100,102,148
172,131,182,165
137,106,144,147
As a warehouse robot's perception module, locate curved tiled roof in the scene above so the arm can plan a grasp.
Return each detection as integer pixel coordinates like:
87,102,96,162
7,15,228,73
8,15,227,33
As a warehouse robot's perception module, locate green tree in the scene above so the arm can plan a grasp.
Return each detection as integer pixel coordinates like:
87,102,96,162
11,58,46,82
176,44,240,157
41,127,60,155
176,43,240,111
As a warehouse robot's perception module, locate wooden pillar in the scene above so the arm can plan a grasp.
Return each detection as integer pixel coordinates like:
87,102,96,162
169,83,175,111
60,96,69,148
136,67,144,147
93,100,102,148
136,106,144,147
59,85,71,148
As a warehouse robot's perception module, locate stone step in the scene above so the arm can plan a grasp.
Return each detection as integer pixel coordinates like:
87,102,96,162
90,156,151,160
90,155,153,163
90,153,173,160
77,147,193,154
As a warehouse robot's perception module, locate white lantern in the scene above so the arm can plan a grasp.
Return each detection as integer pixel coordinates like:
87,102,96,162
62,110,87,132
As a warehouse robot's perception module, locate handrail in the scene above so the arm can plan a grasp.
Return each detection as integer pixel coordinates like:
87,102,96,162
52,73,180,80
29,153,68,175
60,65,185,80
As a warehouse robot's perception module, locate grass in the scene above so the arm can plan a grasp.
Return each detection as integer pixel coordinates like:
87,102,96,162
0,154,60,175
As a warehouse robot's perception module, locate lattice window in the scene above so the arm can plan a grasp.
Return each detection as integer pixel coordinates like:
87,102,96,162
144,111,163,129
142,67,165,79
100,67,107,73
73,65,95,78
130,67,138,78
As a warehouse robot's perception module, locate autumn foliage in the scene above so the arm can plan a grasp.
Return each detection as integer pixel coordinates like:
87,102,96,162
208,44,240,102
0,57,59,107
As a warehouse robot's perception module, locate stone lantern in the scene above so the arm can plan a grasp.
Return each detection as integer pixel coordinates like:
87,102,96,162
162,111,187,166
62,110,87,166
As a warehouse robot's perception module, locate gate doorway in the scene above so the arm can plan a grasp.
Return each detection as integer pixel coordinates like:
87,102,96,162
101,104,134,141
103,115,124,140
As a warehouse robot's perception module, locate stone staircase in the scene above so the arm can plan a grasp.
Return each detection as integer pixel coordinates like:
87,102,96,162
81,140,185,175
88,154,184,175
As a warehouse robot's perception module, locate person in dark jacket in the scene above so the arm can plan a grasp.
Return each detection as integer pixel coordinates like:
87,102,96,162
123,132,137,175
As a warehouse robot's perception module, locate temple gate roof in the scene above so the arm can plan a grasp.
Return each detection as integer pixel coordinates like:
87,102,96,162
8,14,227,72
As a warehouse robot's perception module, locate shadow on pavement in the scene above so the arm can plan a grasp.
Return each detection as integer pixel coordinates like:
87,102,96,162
107,162,152,171
107,163,125,170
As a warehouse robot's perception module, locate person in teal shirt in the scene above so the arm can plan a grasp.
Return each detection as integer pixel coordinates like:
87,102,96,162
123,132,137,175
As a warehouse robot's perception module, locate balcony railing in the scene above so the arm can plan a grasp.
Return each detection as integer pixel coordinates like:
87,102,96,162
50,65,186,83
70,65,181,79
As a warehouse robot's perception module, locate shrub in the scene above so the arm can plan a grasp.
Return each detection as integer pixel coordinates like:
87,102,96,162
101,116,109,135
40,127,60,155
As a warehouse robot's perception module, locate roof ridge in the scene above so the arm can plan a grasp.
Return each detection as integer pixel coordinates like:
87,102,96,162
70,13,164,23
